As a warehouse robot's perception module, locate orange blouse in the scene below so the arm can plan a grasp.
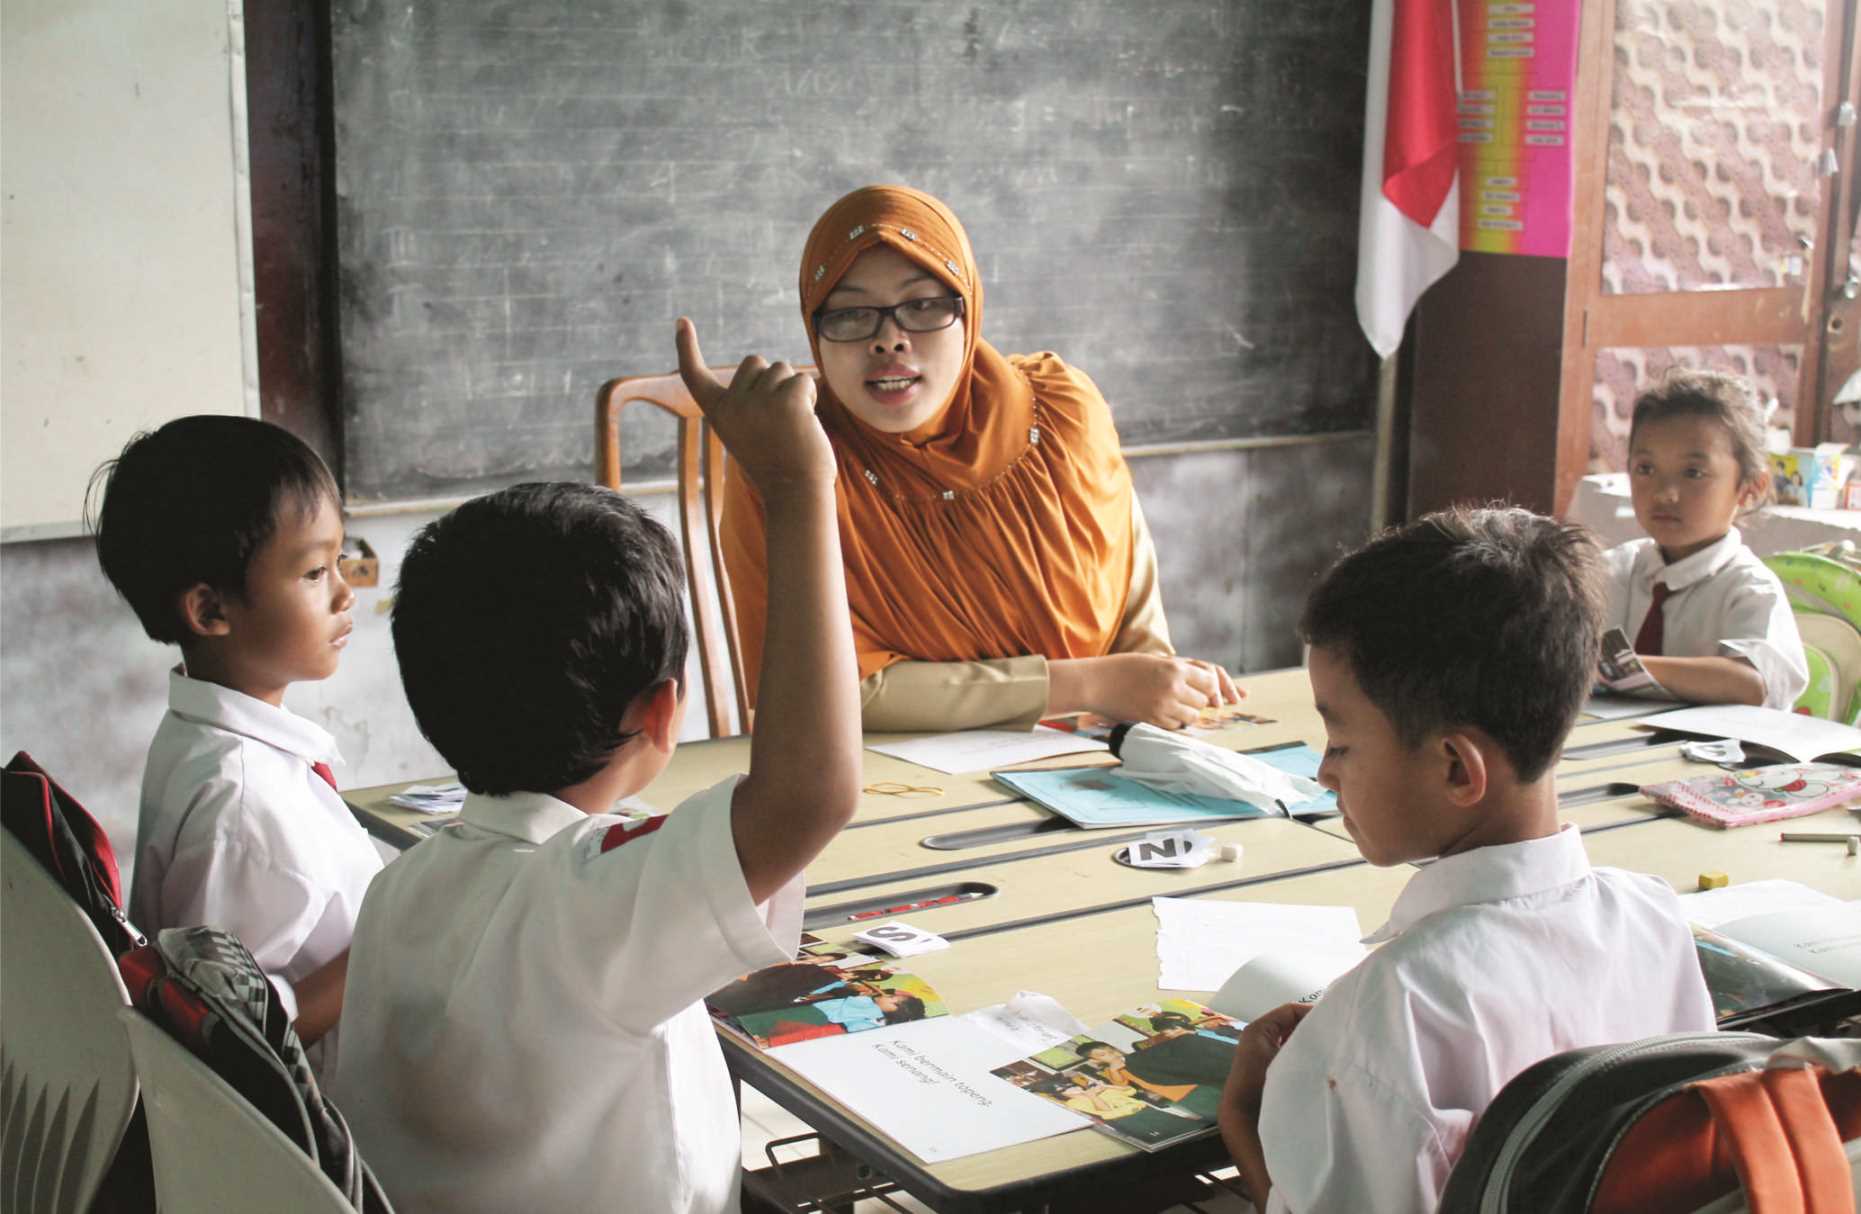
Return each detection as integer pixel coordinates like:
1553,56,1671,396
721,185,1140,696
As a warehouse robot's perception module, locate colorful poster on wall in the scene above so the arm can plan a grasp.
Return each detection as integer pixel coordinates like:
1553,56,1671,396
1455,0,1581,256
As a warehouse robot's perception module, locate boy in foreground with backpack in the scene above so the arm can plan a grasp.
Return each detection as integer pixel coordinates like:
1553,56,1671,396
331,321,860,1214
92,417,381,1070
1218,507,1715,1214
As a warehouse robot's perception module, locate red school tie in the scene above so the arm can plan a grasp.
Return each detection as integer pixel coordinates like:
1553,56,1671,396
1633,582,1672,656
311,761,339,792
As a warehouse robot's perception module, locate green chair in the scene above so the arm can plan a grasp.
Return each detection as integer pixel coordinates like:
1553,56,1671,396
1763,549,1861,723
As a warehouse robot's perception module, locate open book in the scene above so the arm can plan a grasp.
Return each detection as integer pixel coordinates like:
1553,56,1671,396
1637,704,1861,765
706,934,948,1048
989,997,1239,1152
994,743,1338,829
1678,880,1861,1031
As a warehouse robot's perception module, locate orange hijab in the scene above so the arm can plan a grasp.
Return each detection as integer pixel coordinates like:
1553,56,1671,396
720,185,1137,687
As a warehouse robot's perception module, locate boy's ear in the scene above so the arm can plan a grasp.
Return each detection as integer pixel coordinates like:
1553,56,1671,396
635,678,683,753
179,583,233,639
1437,730,1490,808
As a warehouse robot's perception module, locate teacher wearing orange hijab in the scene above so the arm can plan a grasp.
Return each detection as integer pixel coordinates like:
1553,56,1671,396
704,185,1240,731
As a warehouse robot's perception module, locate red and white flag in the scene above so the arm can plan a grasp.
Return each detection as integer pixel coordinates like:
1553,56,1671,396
1356,0,1461,358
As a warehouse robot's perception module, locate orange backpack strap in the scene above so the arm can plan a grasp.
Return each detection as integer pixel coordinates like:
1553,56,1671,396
1694,1067,1856,1214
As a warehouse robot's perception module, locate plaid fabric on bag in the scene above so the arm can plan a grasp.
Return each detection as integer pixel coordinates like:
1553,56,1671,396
121,927,393,1211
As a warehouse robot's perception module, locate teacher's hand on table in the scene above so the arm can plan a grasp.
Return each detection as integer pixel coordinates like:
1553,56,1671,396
1049,653,1242,731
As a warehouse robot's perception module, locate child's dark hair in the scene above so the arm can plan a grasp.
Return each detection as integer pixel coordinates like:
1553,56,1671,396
882,994,927,1024
1300,506,1603,783
392,482,690,795
1074,1040,1116,1058
1629,369,1771,503
86,416,340,645
1149,1012,1192,1031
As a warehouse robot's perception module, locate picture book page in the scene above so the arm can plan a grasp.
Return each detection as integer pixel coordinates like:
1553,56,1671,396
1713,902,1861,989
989,998,1239,1153
767,993,1095,1163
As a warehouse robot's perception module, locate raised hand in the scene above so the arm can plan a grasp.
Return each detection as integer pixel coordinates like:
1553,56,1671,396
675,317,833,492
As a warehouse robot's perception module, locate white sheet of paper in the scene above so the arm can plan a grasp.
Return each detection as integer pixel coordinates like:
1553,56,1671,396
1639,704,1861,763
769,997,1092,1163
1151,897,1365,993
1211,949,1363,1023
867,726,1108,775
1678,878,1846,930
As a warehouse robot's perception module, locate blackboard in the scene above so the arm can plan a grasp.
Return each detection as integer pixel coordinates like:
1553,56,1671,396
331,0,1377,503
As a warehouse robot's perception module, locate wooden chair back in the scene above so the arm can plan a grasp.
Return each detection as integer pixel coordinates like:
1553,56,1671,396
596,368,775,738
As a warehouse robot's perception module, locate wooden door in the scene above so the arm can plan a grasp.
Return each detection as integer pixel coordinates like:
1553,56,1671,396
1558,0,1855,511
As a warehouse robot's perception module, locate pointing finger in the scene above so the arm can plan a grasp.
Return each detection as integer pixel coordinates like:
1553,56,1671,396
675,318,727,408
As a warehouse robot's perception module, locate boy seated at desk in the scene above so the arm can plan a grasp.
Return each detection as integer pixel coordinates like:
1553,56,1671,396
92,416,381,1073
331,322,861,1214
1218,507,1715,1214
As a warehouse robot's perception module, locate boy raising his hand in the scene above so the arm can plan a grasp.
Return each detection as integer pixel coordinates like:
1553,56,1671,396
333,322,861,1214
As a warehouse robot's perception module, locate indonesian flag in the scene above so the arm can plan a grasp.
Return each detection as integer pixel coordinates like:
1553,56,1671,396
1356,0,1461,358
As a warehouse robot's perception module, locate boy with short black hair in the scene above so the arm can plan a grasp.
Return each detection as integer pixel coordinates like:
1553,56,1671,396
331,321,861,1214
91,416,378,1064
1219,506,1714,1214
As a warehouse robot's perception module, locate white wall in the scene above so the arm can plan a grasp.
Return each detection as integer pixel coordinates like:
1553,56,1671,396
0,0,254,539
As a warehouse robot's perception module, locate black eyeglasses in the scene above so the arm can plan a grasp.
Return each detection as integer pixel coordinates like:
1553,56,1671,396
813,296,965,343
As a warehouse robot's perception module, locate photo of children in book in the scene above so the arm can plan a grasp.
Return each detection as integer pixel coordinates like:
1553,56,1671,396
706,935,947,1049
989,998,1239,1152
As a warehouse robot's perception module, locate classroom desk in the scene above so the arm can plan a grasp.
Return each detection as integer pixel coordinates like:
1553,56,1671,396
727,861,1420,1213
801,816,1368,937
338,670,1856,1213
344,665,1328,852
1579,808,1861,896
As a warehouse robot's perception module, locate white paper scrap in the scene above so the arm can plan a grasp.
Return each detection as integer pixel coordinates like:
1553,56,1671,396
854,921,951,958
387,782,466,813
1152,897,1365,993
867,726,1108,775
971,993,1092,1053
770,1006,1091,1162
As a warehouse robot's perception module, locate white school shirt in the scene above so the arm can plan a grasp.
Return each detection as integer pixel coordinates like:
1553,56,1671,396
1603,529,1809,710
332,777,802,1214
131,670,383,1069
1257,825,1715,1214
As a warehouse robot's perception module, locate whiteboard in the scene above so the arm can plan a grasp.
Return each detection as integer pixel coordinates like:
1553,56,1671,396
1,0,256,540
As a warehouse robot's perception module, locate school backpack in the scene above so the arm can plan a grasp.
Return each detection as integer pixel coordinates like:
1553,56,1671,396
1,750,143,956
1438,1031,1861,1213
119,925,394,1212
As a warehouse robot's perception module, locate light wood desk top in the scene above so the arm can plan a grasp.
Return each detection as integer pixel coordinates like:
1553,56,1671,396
1579,808,1861,896
802,815,1367,937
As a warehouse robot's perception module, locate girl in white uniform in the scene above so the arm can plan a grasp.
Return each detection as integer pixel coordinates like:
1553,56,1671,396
1602,370,1808,709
